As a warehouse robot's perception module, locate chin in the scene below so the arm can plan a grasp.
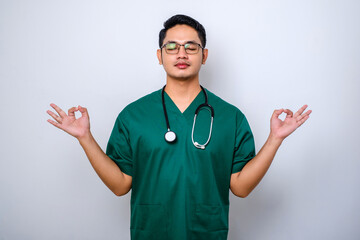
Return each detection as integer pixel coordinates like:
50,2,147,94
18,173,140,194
170,74,197,82
168,71,198,80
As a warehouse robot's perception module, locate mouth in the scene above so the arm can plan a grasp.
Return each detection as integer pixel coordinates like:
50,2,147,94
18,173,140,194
175,62,190,69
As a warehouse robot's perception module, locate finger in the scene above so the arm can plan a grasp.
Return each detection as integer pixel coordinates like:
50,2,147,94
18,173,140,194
271,108,284,119
50,103,67,118
47,119,64,130
296,109,312,125
296,109,312,121
294,105,308,118
78,105,89,118
304,109,312,116
283,109,293,118
68,106,78,117
47,110,62,123
297,114,310,127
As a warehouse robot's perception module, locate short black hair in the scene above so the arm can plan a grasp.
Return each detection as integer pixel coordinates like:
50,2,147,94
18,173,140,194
159,14,206,48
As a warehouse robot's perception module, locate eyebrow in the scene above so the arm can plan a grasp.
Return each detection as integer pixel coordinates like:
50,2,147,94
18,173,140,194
165,40,199,45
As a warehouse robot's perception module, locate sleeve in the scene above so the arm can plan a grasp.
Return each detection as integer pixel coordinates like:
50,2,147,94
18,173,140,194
231,111,256,174
106,113,133,176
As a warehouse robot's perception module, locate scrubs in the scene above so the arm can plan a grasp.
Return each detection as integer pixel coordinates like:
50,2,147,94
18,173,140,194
106,88,255,240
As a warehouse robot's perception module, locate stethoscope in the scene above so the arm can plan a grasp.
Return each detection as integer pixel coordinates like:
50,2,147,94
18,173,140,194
162,85,214,149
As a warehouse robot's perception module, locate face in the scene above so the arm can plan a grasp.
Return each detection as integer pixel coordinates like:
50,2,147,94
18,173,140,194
157,24,208,82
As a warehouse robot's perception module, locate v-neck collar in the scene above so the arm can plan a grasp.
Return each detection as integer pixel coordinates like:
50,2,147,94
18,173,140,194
162,88,205,118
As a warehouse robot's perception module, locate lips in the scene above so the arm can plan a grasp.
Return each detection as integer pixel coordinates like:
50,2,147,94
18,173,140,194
175,61,190,69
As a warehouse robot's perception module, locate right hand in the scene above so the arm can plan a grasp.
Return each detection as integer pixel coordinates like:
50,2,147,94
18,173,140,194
47,103,90,139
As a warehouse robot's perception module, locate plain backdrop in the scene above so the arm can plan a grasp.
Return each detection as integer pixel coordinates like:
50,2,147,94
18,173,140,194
0,0,359,239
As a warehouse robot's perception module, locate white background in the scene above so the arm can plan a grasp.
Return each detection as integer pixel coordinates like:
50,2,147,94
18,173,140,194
1,0,359,239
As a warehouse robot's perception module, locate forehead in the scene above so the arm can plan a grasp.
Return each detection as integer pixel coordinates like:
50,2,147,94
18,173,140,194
163,24,201,44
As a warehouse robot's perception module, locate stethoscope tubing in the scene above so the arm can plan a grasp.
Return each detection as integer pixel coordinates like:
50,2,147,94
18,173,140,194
162,85,214,149
162,85,172,132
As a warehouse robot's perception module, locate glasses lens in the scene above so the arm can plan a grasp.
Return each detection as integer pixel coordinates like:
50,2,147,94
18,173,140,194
185,43,199,54
163,42,201,54
165,43,178,54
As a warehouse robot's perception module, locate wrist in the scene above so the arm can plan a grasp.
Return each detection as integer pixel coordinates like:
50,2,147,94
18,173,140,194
267,132,284,147
77,131,93,145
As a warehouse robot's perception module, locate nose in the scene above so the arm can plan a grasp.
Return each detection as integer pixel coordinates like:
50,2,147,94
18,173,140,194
177,45,188,58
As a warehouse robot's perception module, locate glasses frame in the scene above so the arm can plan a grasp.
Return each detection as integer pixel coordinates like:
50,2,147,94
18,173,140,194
161,41,204,55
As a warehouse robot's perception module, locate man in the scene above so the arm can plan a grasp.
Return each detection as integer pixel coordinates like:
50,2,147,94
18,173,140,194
47,14,311,240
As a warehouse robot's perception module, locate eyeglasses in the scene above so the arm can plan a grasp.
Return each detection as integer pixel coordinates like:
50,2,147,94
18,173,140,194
161,41,203,55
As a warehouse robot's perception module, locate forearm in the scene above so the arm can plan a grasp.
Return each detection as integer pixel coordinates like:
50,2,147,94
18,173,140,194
78,132,132,196
231,134,283,197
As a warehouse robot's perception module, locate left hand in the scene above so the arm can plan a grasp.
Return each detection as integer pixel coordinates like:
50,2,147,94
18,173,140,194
270,105,312,140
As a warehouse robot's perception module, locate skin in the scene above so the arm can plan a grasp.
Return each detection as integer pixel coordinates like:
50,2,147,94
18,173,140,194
47,103,132,196
157,24,208,112
230,105,311,197
47,23,312,198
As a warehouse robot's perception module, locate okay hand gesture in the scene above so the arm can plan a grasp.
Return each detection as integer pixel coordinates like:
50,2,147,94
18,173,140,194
270,105,312,140
47,103,90,139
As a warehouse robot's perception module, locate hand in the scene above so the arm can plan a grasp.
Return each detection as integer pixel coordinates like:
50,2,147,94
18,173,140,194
270,105,312,141
47,103,90,139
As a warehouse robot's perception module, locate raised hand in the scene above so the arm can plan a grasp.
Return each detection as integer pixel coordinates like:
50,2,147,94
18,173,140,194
270,105,312,140
47,103,90,139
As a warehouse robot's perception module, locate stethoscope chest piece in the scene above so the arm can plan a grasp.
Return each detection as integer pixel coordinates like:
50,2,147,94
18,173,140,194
164,130,177,143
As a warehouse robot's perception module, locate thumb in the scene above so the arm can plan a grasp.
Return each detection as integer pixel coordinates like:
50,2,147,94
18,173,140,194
78,105,89,117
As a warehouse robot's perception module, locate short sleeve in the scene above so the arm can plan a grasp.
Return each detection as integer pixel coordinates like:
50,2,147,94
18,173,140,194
232,111,256,174
106,113,133,176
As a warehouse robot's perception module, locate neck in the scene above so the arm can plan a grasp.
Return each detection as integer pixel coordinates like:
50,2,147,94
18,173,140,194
164,76,201,113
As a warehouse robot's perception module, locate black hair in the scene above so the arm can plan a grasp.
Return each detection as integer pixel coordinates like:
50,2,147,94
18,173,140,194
159,14,206,48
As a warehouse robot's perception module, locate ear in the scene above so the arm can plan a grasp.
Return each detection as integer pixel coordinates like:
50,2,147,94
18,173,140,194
202,48,208,65
157,49,162,65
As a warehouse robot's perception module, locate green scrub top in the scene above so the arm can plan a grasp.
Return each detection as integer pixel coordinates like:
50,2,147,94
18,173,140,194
106,88,255,240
